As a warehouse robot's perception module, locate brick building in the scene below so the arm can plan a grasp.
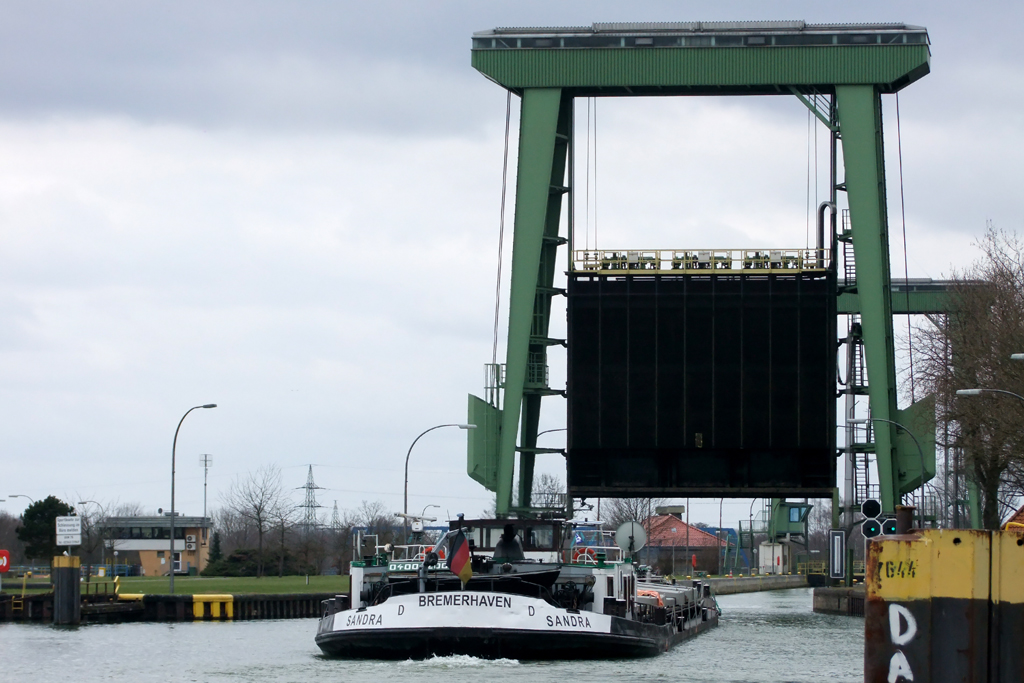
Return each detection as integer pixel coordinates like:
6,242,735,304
101,515,212,576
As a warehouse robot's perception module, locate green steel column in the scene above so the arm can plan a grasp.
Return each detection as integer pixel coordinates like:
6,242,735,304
836,85,899,514
497,88,564,516
832,487,840,530
517,95,572,511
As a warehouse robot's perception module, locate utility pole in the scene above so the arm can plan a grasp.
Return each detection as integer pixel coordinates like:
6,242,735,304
297,465,324,535
330,500,342,530
199,454,213,519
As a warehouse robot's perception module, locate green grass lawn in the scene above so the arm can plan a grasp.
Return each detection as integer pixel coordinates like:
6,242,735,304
115,575,351,595
1,574,350,596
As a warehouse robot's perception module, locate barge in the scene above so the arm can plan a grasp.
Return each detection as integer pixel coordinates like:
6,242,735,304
315,517,719,659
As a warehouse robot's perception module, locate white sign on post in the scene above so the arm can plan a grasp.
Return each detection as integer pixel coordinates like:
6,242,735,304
56,516,82,546
829,529,846,579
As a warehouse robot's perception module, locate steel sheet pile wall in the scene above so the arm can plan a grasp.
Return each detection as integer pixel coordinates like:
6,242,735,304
865,529,1024,682
567,272,836,497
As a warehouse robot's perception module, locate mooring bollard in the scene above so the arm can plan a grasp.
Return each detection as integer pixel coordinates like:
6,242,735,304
52,555,81,625
865,528,1024,682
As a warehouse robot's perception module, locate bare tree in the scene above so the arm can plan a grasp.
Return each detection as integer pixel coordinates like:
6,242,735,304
213,507,252,555
533,473,565,509
805,501,834,555
272,501,298,578
912,227,1024,528
357,500,399,545
110,502,146,516
73,499,109,566
223,465,287,577
603,497,668,531
329,508,356,574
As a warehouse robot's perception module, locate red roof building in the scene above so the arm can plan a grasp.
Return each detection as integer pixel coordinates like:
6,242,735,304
1006,504,1024,529
645,514,725,548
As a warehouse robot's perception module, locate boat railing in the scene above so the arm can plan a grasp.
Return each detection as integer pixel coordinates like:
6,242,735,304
566,543,623,565
388,544,448,562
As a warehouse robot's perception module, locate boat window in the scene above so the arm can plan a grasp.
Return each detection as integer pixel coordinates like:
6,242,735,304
523,526,554,550
468,526,497,550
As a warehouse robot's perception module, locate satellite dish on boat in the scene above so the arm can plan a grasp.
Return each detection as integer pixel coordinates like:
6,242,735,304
614,521,647,556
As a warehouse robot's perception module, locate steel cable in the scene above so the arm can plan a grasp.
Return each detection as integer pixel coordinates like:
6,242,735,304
492,91,512,366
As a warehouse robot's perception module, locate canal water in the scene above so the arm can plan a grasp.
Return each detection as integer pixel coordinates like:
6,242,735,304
0,588,862,682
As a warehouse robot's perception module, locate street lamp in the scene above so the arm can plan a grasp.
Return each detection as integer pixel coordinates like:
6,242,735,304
851,417,927,529
403,424,476,541
1010,354,1024,361
78,500,102,566
956,388,1024,403
170,404,216,594
9,494,36,505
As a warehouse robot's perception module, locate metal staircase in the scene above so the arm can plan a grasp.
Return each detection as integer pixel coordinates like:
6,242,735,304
839,208,879,521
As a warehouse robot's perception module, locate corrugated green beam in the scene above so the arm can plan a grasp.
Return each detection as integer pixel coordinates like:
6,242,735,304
496,88,563,517
837,285,953,314
472,45,930,92
836,85,899,514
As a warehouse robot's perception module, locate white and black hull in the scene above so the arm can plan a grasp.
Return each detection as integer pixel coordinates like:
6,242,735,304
315,591,717,660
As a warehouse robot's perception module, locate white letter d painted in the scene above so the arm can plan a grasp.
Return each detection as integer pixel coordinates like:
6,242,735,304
889,603,917,646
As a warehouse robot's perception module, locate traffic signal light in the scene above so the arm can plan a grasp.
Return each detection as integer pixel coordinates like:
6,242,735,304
882,518,898,535
861,499,881,519
862,518,882,538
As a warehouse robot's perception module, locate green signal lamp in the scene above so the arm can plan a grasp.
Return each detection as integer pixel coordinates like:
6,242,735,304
862,519,882,538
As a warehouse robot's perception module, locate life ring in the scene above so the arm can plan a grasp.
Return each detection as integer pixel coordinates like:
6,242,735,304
572,547,596,564
425,545,446,560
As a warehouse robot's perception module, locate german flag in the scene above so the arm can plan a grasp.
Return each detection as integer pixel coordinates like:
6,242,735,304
447,530,472,585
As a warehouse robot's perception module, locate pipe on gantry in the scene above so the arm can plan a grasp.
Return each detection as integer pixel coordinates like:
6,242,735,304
817,201,836,269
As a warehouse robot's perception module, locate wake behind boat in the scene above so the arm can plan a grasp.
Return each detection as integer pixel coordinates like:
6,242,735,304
315,517,720,660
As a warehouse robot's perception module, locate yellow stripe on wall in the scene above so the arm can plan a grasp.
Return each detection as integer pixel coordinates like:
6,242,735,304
867,530,990,602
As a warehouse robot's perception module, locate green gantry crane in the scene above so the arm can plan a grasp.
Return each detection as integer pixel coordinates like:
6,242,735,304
465,21,943,519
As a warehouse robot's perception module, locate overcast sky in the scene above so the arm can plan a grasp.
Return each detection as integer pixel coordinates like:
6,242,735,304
1,1,1021,529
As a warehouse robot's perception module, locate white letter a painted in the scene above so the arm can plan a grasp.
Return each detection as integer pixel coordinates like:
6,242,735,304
888,650,914,683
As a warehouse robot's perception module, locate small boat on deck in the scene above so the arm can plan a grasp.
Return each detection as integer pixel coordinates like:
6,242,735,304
315,517,720,659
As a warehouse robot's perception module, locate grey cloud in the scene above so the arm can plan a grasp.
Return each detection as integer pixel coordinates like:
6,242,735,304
3,2,1022,134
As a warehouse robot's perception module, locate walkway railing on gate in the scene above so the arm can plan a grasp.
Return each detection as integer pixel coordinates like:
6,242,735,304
572,248,831,275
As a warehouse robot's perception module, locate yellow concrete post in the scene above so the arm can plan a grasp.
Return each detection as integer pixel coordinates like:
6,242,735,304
991,530,1024,681
52,555,81,625
192,594,234,620
866,529,1024,682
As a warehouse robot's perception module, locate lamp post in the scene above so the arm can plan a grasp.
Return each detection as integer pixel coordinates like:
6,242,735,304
956,388,1024,403
78,500,102,567
851,417,927,529
403,424,476,541
956,388,1024,530
170,404,216,594
9,494,36,505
